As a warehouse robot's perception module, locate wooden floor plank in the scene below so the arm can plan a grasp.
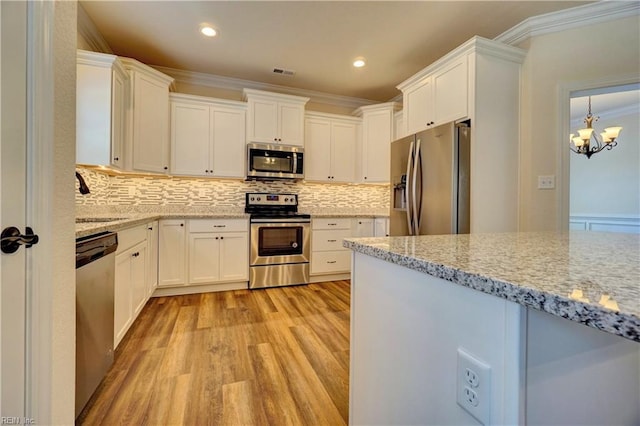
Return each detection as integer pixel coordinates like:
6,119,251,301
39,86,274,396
78,280,351,425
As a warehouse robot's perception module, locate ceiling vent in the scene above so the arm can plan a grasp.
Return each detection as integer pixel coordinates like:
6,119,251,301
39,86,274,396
273,67,296,76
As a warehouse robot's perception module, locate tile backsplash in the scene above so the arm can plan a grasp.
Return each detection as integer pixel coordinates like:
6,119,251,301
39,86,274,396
75,167,390,215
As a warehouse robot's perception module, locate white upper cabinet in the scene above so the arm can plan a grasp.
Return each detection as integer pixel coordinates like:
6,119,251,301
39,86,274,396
398,36,526,233
243,89,309,146
398,55,468,135
120,57,174,173
354,102,399,184
76,50,127,168
170,93,246,178
304,112,358,183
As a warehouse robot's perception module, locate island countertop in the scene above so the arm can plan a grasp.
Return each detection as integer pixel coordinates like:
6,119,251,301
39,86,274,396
343,231,640,342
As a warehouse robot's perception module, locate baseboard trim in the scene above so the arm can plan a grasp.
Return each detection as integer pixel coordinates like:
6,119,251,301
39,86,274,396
151,281,248,297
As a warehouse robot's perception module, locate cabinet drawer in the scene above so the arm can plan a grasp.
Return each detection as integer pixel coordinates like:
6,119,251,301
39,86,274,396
312,218,352,230
188,219,248,233
312,229,351,252
116,224,147,254
311,250,351,274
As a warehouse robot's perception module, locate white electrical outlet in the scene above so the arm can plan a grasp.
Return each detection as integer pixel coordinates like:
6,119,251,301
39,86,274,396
537,175,555,189
457,348,491,425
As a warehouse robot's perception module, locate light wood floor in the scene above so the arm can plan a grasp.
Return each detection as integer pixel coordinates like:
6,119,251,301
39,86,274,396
77,280,351,425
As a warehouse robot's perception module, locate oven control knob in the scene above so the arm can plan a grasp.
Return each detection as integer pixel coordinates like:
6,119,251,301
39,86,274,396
250,197,254,201
257,197,261,201
291,242,298,248
284,198,288,202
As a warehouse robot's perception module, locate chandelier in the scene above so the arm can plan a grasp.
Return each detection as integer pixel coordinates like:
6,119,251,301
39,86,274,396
569,96,622,159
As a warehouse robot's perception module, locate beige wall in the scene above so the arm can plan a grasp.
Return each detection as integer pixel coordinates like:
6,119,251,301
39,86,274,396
518,15,640,231
52,1,77,423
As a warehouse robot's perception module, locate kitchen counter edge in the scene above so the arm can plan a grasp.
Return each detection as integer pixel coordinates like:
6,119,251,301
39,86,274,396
343,234,640,343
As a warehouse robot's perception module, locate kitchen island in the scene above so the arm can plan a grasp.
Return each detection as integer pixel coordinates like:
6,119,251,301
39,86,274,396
344,232,639,425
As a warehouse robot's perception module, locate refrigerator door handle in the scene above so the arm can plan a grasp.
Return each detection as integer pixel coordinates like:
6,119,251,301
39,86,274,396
405,140,415,235
412,138,422,235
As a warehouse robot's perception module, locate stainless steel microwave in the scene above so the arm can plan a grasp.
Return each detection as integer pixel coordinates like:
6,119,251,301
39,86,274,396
246,143,304,180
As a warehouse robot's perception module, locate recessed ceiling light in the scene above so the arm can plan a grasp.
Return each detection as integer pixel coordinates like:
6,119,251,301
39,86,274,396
200,24,217,37
353,57,366,68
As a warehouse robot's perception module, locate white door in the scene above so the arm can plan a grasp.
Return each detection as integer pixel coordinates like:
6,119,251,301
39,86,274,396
1,0,28,416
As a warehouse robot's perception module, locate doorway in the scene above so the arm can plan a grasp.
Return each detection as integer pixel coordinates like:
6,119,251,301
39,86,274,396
568,84,640,233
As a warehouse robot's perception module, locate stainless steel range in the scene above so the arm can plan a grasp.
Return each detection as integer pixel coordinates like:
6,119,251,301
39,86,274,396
246,192,310,289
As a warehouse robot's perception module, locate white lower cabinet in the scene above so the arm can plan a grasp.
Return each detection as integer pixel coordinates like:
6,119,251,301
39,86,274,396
311,218,353,275
114,224,149,348
188,219,248,285
311,217,386,276
146,221,158,295
374,218,389,237
158,218,249,291
158,219,187,287
188,231,248,284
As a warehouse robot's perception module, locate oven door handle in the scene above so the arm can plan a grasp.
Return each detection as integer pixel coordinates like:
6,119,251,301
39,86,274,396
250,218,311,224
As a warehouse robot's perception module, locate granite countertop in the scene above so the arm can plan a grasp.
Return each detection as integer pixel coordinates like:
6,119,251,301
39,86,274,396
75,212,249,238
75,209,389,237
343,232,640,342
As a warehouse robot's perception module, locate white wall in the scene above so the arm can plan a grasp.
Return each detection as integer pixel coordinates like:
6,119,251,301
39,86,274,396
526,309,640,425
570,104,640,217
518,15,640,231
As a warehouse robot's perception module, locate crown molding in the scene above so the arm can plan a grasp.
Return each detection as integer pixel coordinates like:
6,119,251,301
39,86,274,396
495,1,640,46
77,3,113,54
151,65,378,110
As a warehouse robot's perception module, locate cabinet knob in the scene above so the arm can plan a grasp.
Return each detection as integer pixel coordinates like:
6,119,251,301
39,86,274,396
220,236,224,240
164,166,168,170
215,237,219,240
180,223,184,227
113,157,119,161
364,176,368,180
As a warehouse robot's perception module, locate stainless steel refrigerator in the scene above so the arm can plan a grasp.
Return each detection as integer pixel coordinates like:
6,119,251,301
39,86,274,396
389,121,471,236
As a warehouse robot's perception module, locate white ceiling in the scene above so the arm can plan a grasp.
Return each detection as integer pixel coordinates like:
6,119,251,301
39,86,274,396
80,1,593,102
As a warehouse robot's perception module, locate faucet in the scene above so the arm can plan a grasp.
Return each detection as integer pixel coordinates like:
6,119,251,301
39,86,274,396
75,171,91,195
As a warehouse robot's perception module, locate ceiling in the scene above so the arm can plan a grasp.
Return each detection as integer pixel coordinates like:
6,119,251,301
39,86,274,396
80,1,593,102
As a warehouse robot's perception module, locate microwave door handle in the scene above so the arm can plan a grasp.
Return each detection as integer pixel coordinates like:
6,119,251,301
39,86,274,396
293,153,298,174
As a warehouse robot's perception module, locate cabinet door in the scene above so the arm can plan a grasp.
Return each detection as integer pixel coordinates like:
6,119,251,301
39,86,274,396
146,221,158,296
362,109,392,183
132,72,170,173
404,76,434,135
278,102,305,146
158,220,186,287
188,233,221,284
76,62,112,166
331,121,357,182
131,242,147,316
374,218,389,237
114,251,132,348
353,218,375,237
111,68,126,168
171,101,210,176
304,118,332,181
219,232,249,282
248,98,278,143
433,56,468,125
212,106,246,178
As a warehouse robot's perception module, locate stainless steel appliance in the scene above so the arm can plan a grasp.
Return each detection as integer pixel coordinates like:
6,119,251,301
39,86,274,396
246,143,304,180
75,231,118,418
390,121,471,236
246,192,310,288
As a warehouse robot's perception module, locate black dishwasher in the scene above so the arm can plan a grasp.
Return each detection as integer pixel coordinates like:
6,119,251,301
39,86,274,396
75,231,118,418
